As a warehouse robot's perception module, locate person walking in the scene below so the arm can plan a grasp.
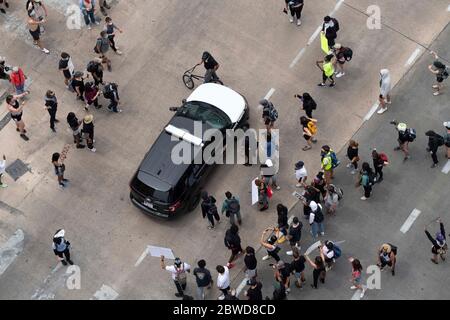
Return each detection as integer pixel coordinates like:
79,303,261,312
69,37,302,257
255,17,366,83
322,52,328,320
346,140,359,174
309,201,325,239
324,184,339,215
260,99,278,131
316,54,336,87
284,0,304,26
0,0,9,14
301,185,321,219
44,90,59,132
372,149,388,182
245,278,263,300
193,259,212,300
377,243,397,276
0,155,7,188
295,92,316,118
291,247,306,288
52,152,68,188
52,229,73,266
27,12,49,54
5,94,29,141
300,116,317,151
333,43,352,78
224,224,243,269
255,178,269,211
273,260,291,294
9,67,28,96
221,191,242,226
84,82,102,111
359,162,374,201
444,122,450,159
216,265,230,300
261,228,281,262
105,16,123,55
286,216,302,255
198,51,220,84
67,112,85,149
80,0,99,29
260,159,280,190
305,251,326,289
321,145,334,185
161,256,191,298
428,51,448,96
103,82,122,113
244,246,257,284
95,31,112,71
71,71,86,102
276,203,289,236
312,171,327,201
321,241,337,270
59,53,75,88
294,161,308,187
27,0,48,31
392,121,414,161
321,16,340,48
425,130,445,168
98,0,111,16
377,69,392,114
82,114,96,152
349,257,366,298
201,191,220,229
425,218,447,264
86,58,104,86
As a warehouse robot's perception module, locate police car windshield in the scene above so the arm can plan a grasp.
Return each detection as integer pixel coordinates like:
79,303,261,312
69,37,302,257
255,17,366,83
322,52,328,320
176,101,231,129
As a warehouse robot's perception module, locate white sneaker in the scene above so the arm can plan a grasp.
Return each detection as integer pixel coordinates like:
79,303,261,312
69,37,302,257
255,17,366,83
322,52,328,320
320,232,325,236
95,21,100,25
262,255,271,261
42,48,50,54
350,286,357,290
360,196,367,201
286,251,293,256
350,170,356,175
218,294,225,300
377,107,387,114
297,19,301,26
433,91,441,96
336,72,345,78
346,163,353,168
116,50,123,55
289,16,294,23
90,148,96,153
295,183,303,188
87,25,92,30
286,288,291,294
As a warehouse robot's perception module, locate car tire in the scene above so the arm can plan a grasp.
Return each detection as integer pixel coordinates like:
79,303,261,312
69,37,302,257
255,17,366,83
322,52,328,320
187,192,201,212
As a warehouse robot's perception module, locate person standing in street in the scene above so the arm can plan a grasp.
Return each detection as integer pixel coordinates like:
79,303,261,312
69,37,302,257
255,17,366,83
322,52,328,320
276,203,289,236
284,0,304,26
333,43,352,78
372,149,388,182
260,99,278,131
359,162,374,201
286,216,302,255
245,278,263,300
199,51,220,84
273,260,291,294
221,191,242,226
295,92,316,118
261,159,280,191
216,265,231,300
309,201,325,238
316,54,336,87
71,71,86,102
0,155,7,188
87,58,104,86
300,116,318,150
294,160,308,187
82,114,96,152
224,224,243,269
261,228,281,262
444,121,450,159
103,82,123,113
324,184,339,215
428,51,448,96
321,16,339,48
244,246,257,285
161,256,191,298
99,0,111,16
27,12,49,54
377,243,397,276
425,218,447,264
84,82,102,111
349,257,366,298
291,247,306,288
59,52,75,88
44,90,59,132
80,0,99,30
312,171,327,201
52,152,68,188
346,140,359,174
105,16,123,55
321,145,334,185
425,130,445,168
392,121,413,161
377,69,392,114
67,112,85,149
305,251,326,289
193,259,212,300
52,229,73,266
201,191,220,229
5,94,29,141
9,67,28,96
95,31,112,71
255,178,269,211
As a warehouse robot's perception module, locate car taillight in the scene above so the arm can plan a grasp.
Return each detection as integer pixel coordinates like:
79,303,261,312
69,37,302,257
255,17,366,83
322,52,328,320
168,201,182,212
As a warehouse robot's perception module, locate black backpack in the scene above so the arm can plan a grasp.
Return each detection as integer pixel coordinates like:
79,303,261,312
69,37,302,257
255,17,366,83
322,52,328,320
87,61,97,73
103,83,117,99
227,198,240,215
436,135,445,147
332,18,340,32
368,171,377,185
343,47,353,61
388,243,398,255
406,128,416,142
94,38,102,54
314,205,324,223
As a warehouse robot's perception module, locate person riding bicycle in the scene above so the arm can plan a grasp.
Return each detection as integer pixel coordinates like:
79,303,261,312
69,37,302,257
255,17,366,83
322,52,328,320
198,51,220,84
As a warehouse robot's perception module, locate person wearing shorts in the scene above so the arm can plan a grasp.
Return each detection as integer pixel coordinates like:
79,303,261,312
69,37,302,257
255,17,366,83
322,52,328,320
59,52,74,87
244,246,257,284
428,51,448,96
66,112,85,149
300,116,317,151
28,13,49,54
291,247,306,288
5,94,29,140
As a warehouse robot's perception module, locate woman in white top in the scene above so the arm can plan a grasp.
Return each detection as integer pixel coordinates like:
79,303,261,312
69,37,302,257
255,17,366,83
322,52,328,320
216,265,230,300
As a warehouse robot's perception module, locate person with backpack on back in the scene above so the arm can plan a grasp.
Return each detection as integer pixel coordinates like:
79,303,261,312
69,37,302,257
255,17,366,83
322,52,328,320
224,224,243,269
425,218,447,264
321,240,341,270
273,260,291,294
320,145,337,185
391,121,415,161
221,191,242,226
428,51,448,96
333,43,352,78
425,130,445,168
87,58,104,86
346,140,359,175
300,116,318,151
377,243,397,276
161,255,191,298
309,200,325,239
295,92,317,118
260,99,278,131
286,216,302,255
358,162,375,201
316,54,336,87
372,149,388,183
95,31,112,71
103,82,122,113
444,121,450,159
321,16,340,48
201,191,220,229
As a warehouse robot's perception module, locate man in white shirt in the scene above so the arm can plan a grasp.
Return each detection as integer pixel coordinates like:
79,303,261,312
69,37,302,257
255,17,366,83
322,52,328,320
321,241,335,270
216,265,230,300
161,255,191,298
295,161,308,187
0,155,7,188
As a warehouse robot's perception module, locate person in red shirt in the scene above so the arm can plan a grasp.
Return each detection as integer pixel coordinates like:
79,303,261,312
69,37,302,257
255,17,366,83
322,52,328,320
9,67,28,96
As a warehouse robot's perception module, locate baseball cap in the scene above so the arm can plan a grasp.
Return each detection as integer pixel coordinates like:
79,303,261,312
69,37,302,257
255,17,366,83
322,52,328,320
397,123,407,132
54,229,65,238
309,201,318,212
443,122,450,129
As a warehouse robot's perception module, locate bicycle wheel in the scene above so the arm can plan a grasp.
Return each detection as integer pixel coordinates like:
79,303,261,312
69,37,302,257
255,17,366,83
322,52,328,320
183,74,195,90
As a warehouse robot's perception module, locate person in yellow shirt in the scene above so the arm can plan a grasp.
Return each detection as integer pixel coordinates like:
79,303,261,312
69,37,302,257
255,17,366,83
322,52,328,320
316,54,336,87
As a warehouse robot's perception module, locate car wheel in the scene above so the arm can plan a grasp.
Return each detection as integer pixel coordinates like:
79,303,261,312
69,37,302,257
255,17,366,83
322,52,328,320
188,192,201,212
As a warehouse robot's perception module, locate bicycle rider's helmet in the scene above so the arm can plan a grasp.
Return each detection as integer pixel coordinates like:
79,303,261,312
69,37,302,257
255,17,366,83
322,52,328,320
202,51,210,61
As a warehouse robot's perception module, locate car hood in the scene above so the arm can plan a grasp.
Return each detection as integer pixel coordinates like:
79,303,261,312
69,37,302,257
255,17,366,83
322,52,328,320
186,83,246,123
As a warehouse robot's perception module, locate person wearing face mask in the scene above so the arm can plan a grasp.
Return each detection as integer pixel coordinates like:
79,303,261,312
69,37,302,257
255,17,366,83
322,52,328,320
425,218,447,264
321,15,340,48
44,90,59,132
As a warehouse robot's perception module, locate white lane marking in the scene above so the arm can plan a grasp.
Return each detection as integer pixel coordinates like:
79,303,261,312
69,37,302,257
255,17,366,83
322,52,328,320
264,88,276,100
447,4,450,11
363,102,380,121
307,26,323,46
0,229,25,276
400,209,422,234
289,48,306,68
329,0,345,16
31,264,65,300
442,160,450,174
288,215,294,225
91,284,119,300
134,247,149,267
44,0,77,15
235,278,248,296
404,47,423,67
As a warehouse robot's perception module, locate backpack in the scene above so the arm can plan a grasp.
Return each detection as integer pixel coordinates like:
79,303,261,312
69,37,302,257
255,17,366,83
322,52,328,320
406,128,416,142
307,121,317,135
103,83,117,99
314,205,324,223
93,38,102,54
333,185,344,201
387,243,398,255
368,171,377,185
436,135,445,147
332,18,340,32
343,47,353,61
224,232,233,249
269,107,278,122
227,198,240,215
87,61,97,73
332,243,342,258
330,151,340,168
379,152,389,165
445,133,450,146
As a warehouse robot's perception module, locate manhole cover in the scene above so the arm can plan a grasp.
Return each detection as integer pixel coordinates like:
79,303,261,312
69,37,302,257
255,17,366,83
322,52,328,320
5,159,30,181
0,113,11,132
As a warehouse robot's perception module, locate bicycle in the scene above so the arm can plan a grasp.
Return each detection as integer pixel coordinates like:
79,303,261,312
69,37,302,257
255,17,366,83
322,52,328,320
182,64,223,90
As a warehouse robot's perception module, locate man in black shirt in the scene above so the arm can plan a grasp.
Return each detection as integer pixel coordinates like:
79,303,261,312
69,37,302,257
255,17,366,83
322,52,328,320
244,246,257,284
372,149,384,182
87,59,104,86
291,247,306,288
193,259,212,300
44,90,59,132
286,217,302,256
198,51,220,83
245,278,263,301
58,52,74,87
